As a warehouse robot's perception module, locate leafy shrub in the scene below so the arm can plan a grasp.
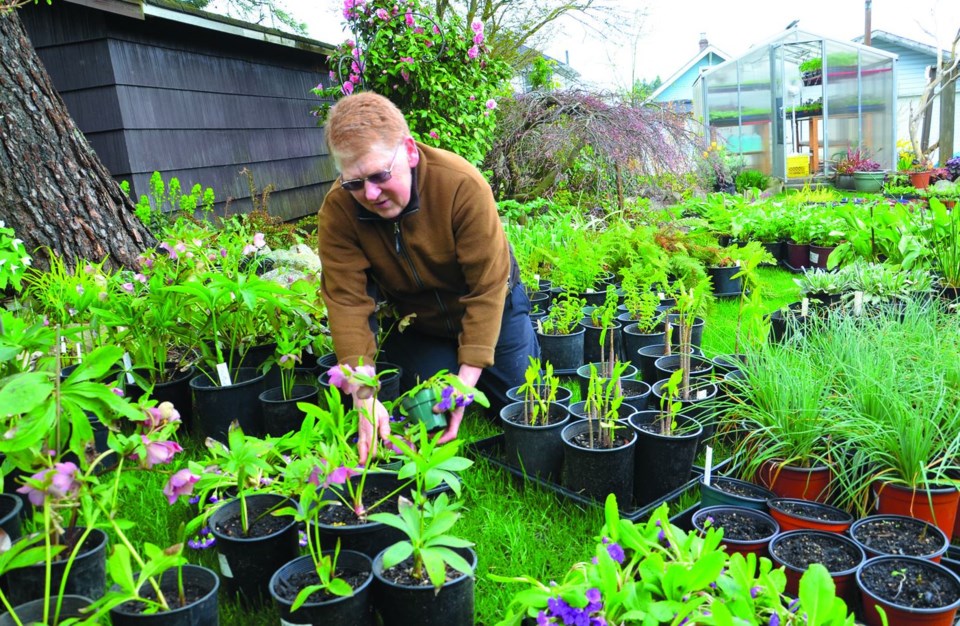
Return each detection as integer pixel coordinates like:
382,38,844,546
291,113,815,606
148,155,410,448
735,169,769,192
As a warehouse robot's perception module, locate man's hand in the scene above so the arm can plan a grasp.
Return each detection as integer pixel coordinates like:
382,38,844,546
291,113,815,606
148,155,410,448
436,364,482,444
355,396,391,465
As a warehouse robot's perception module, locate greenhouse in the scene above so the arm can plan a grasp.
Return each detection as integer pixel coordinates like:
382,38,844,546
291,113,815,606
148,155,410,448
693,27,898,180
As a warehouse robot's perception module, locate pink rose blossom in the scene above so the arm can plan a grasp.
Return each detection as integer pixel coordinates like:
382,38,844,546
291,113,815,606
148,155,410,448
342,80,355,95
375,8,388,19
473,33,484,45
471,20,483,33
486,98,497,110
429,130,439,139
467,46,479,60
404,12,414,27
163,469,199,505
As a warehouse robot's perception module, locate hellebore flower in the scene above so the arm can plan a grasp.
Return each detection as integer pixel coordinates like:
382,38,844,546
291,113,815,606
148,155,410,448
16,462,80,507
142,437,182,467
323,465,360,489
163,469,199,505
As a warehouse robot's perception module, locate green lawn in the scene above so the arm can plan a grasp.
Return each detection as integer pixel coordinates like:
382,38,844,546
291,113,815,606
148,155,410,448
53,266,800,625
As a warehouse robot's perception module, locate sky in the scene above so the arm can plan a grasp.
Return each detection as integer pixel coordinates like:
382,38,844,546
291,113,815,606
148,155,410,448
269,0,960,91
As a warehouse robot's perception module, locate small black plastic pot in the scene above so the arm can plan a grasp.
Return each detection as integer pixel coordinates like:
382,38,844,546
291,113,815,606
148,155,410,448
152,364,197,433
574,362,638,400
3,527,108,606
109,564,220,626
652,354,714,383
665,314,706,350
259,384,319,437
0,493,23,542
0,595,92,626
372,547,476,626
707,265,742,296
209,493,299,604
636,344,692,386
314,473,409,559
270,551,374,626
560,419,636,506
536,328,585,371
650,379,718,449
700,477,774,511
190,367,266,441
500,402,570,482
580,319,623,365
567,401,637,422
620,322,665,370
629,411,702,506
711,353,747,377
619,379,652,412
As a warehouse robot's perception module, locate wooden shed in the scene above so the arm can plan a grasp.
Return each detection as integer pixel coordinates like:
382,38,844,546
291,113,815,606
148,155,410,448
20,0,336,222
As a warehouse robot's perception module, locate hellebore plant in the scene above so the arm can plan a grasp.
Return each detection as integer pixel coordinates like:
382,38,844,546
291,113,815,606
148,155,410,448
492,496,857,625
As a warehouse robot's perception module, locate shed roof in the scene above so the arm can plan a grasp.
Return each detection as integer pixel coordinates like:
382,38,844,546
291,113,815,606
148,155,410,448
646,44,729,102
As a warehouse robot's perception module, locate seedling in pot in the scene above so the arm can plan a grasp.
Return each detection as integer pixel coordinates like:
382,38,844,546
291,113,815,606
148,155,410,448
517,357,559,426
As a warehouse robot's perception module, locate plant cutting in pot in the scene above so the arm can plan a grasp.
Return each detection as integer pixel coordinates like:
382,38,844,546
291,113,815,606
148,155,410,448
849,514,950,562
536,293,587,370
492,495,857,625
583,285,622,366
769,530,865,604
856,555,960,626
369,424,476,626
396,370,488,432
692,505,780,559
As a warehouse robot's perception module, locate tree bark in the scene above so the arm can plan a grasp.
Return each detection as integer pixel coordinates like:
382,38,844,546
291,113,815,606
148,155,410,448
0,9,153,272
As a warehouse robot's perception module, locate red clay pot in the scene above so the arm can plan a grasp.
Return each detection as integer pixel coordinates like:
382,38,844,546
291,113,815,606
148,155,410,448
770,530,864,606
857,555,960,626
756,460,833,503
873,482,960,540
767,498,854,533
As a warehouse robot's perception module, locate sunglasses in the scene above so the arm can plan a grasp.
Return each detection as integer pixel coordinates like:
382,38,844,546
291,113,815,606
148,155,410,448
339,144,403,192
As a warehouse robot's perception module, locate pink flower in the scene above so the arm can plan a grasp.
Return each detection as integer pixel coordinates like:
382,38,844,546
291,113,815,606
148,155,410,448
329,70,336,80
424,39,433,48
433,24,440,34
142,436,182,467
16,462,80,507
134,273,147,283
323,465,360,488
471,20,483,33
121,282,134,294
404,12,414,27
145,401,181,429
111,387,124,397
467,45,479,60
158,242,178,260
473,33,484,45
486,98,497,110
342,80,355,95
400,70,410,83
253,233,266,248
429,130,439,139
414,26,424,34
469,95,476,100
375,8,388,19
400,56,414,64
163,469,199,505
174,242,186,254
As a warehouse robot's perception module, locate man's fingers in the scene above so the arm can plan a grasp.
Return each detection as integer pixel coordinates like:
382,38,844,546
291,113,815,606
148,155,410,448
358,440,369,466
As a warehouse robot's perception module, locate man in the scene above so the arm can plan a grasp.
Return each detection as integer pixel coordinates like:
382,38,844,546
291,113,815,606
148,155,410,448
318,92,539,464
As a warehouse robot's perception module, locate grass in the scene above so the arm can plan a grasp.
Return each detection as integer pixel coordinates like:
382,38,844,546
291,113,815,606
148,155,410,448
20,266,801,625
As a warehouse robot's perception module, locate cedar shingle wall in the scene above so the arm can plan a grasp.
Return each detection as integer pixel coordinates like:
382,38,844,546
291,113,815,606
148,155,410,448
22,1,334,222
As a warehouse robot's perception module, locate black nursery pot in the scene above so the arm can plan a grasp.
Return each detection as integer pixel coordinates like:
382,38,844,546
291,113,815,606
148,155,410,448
650,379,718,449
259,384,320,437
665,314,706,350
619,379,652,412
629,411,702,506
3,527,108,606
0,493,23,542
109,564,220,626
636,344,693,385
209,493,299,604
536,327,585,371
372,546,476,626
152,364,197,433
190,367,266,441
711,354,747,377
505,384,573,407
707,265,742,296
652,354,714,384
580,319,623,365
560,419,636,507
314,472,409,559
0,595,92,626
500,402,570,482
270,551,374,626
575,362,638,400
621,323,666,370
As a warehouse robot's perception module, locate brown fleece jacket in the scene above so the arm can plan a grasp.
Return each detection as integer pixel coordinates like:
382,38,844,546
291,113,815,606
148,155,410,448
318,142,510,369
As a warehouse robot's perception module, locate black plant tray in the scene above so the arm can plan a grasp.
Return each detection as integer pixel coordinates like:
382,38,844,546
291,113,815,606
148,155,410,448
466,434,730,522
779,261,808,274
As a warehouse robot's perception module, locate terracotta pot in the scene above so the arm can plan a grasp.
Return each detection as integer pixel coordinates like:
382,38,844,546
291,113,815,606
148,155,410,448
908,170,932,190
770,530,864,606
850,514,950,563
767,498,853,533
756,460,833,503
857,555,960,626
873,482,960,540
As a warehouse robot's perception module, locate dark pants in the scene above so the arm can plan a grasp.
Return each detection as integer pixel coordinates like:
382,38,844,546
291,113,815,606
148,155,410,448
379,282,540,415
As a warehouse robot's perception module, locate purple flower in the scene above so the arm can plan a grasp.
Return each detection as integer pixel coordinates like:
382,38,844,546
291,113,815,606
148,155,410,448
134,273,147,283
750,585,762,599
429,130,439,139
605,541,625,564
121,282,134,293
436,386,455,412
375,7,388,19
144,401,180,429
471,19,483,33
768,614,780,626
16,462,80,507
486,98,497,110
323,465,360,488
111,387,124,397
467,45,479,60
163,469,199,504
141,437,182,467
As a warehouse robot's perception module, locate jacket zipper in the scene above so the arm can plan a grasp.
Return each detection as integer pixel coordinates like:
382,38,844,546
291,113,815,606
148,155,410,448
393,221,456,335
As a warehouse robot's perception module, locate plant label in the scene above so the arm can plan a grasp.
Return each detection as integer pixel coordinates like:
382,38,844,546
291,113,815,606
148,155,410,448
697,389,708,400
810,252,820,263
657,292,665,300
281,620,311,626
853,291,863,316
217,552,234,578
216,362,232,386
76,343,83,363
122,352,135,384
801,298,809,317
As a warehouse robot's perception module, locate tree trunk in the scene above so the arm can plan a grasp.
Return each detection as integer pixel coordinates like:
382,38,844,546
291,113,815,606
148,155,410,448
0,9,153,272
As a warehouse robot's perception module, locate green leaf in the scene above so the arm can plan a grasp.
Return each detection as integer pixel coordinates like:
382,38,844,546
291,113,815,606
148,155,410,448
0,372,54,415
798,563,836,625
326,577,354,597
379,541,413,570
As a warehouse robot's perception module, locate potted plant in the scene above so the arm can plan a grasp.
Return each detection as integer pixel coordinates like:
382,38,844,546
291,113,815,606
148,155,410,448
799,57,823,86
536,293,587,370
849,514,950,562
397,370,488,432
832,147,871,190
852,154,885,193
258,319,320,437
581,285,622,366
856,555,960,626
766,498,854,534
691,505,780,559
369,425,476,626
499,358,570,482
617,267,665,370
911,196,960,300
769,529,864,606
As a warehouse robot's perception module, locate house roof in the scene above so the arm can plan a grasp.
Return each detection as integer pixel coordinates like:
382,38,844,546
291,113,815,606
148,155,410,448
64,0,336,55
646,44,729,102
853,30,954,60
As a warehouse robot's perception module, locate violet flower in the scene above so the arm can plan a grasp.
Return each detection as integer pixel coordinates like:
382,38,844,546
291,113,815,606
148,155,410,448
322,465,360,489
141,437,182,467
163,468,199,505
16,462,80,507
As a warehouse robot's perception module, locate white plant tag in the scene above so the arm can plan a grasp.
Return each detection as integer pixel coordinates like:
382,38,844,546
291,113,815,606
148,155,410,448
810,252,820,263
216,362,232,386
703,446,713,486
76,343,83,363
122,352,134,384
801,298,809,317
853,291,864,316
696,389,708,400
657,292,665,300
60,337,67,355
217,553,233,578
281,620,311,626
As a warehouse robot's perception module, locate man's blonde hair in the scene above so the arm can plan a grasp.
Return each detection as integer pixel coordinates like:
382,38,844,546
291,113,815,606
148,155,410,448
325,92,411,164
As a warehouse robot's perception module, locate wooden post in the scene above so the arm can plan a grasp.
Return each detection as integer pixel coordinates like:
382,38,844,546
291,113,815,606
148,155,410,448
939,62,957,166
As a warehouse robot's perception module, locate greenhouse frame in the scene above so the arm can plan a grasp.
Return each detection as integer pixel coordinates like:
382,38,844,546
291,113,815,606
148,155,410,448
692,27,899,180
